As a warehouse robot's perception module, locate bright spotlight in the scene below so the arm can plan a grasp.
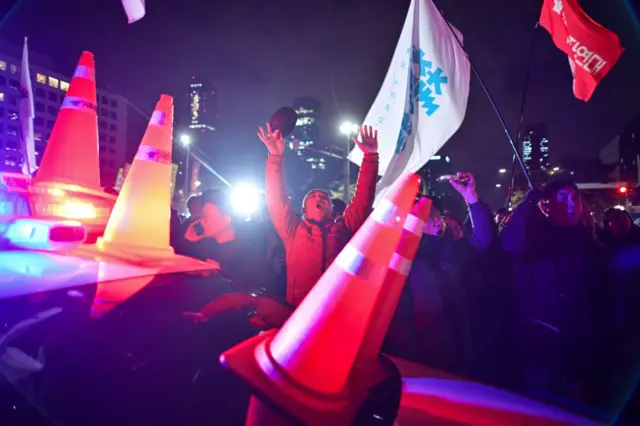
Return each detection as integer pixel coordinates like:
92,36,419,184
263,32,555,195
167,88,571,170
230,183,262,216
339,121,359,136
180,134,191,147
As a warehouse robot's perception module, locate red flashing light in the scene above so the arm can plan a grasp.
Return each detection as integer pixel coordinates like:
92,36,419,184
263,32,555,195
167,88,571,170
618,186,628,194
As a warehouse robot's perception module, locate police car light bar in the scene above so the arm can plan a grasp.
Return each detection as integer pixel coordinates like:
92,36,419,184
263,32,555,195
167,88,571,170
2,218,87,251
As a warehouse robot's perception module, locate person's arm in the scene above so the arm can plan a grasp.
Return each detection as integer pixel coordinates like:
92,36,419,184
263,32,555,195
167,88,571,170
343,125,380,232
265,155,300,242
447,173,496,252
467,200,497,252
258,124,300,244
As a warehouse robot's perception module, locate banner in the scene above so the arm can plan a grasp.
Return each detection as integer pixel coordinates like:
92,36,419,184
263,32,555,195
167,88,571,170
19,37,37,176
348,0,470,205
540,0,623,101
121,0,145,23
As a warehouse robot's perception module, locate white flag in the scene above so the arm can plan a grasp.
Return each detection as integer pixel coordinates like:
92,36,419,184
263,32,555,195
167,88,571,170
348,0,470,205
122,0,146,24
19,37,37,176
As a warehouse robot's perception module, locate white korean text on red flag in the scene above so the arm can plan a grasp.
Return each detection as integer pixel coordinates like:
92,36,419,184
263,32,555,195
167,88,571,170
348,0,470,205
540,0,623,102
19,37,37,176
121,0,145,24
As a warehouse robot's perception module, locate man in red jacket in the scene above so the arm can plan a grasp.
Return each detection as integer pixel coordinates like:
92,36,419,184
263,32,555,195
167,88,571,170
257,123,379,306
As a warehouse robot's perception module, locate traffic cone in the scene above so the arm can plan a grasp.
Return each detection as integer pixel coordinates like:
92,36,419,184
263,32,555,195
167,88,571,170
90,274,155,319
33,51,100,190
221,173,420,424
356,196,432,364
97,95,175,258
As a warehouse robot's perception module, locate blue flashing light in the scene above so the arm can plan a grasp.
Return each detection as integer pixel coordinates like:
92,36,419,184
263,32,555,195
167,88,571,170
2,218,87,251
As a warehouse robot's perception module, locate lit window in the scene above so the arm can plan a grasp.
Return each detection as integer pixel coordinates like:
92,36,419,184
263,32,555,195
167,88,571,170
0,93,4,102
0,61,6,71
10,64,17,74
36,73,46,84
60,81,69,91
48,77,59,89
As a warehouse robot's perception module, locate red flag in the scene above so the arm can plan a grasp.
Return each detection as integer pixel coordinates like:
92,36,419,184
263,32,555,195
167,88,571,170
540,0,624,101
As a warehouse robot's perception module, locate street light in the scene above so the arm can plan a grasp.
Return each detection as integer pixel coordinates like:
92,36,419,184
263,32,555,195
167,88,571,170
180,134,192,196
499,168,507,174
180,134,192,147
339,121,360,203
339,121,359,136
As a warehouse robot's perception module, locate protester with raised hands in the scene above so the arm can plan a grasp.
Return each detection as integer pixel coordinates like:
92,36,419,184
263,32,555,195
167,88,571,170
258,122,379,307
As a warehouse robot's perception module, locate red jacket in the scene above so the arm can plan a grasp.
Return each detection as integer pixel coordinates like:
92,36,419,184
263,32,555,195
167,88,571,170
265,153,379,306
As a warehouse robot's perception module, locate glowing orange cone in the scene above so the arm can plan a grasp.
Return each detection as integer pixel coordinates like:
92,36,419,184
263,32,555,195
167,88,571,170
97,95,174,258
357,196,432,364
33,52,100,190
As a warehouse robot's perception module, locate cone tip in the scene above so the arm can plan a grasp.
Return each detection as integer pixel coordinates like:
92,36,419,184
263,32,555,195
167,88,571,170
408,173,421,186
159,94,173,103
413,196,433,217
78,51,95,67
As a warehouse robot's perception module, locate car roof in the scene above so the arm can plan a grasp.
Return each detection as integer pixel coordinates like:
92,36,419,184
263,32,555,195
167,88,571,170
0,247,216,301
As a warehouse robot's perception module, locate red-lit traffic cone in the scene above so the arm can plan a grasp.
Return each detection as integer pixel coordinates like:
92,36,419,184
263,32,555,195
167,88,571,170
356,196,432,365
33,51,100,190
97,95,175,258
221,173,421,425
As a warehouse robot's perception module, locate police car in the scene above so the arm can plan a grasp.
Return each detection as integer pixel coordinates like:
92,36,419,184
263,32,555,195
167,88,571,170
0,216,260,426
0,171,116,242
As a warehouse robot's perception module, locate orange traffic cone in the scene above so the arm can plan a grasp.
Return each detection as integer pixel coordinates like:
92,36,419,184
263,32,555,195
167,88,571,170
33,51,100,190
357,196,432,364
97,95,175,258
221,173,420,424
90,274,155,319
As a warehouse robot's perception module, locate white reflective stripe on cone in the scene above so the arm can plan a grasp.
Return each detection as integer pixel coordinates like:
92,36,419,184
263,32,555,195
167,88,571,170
388,252,412,276
403,213,425,235
73,65,95,81
370,198,400,226
335,244,381,280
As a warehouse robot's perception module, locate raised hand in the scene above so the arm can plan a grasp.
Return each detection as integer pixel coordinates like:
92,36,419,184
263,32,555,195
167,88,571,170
257,123,285,156
352,125,378,154
449,172,479,205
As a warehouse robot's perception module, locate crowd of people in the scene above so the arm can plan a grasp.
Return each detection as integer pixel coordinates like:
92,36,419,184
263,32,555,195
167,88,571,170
168,123,640,421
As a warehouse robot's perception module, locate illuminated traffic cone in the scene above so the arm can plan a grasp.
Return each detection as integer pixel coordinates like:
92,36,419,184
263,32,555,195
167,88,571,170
97,95,175,258
33,51,100,190
357,197,432,364
221,173,420,423
90,274,155,319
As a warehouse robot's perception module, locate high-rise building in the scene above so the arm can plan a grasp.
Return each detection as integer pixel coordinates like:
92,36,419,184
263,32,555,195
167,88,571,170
188,77,217,134
287,96,326,170
177,77,219,194
600,115,640,184
521,123,551,173
0,40,128,187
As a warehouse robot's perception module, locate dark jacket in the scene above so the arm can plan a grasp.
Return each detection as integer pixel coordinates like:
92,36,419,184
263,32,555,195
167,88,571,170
500,190,612,393
392,200,496,373
265,153,378,306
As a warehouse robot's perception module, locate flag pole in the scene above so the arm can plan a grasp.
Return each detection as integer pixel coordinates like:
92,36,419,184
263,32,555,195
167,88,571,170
506,21,540,209
438,9,534,190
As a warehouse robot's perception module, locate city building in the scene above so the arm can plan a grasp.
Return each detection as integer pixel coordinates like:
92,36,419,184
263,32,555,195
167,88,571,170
176,77,219,194
187,77,217,134
0,39,128,187
521,123,551,173
600,114,640,185
287,96,326,170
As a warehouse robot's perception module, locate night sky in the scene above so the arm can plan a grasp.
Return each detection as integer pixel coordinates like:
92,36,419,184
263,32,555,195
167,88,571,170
1,0,638,208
